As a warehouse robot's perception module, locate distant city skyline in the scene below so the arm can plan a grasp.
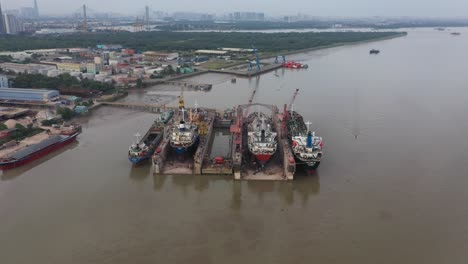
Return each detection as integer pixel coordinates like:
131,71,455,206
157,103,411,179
1,0,468,18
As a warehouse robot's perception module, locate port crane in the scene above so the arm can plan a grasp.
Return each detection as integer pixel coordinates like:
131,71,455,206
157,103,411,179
247,45,261,72
282,89,299,137
274,55,286,64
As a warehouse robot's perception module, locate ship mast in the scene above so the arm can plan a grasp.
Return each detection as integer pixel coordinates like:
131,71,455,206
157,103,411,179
305,121,312,132
134,133,141,143
180,108,186,122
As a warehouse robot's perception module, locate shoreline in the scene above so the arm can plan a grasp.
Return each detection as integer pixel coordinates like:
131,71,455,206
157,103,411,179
264,32,408,59
197,32,408,70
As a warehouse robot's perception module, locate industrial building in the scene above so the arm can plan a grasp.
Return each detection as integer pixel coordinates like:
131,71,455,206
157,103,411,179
0,88,60,102
195,50,228,56
0,63,56,74
143,52,179,62
221,48,255,53
56,62,84,72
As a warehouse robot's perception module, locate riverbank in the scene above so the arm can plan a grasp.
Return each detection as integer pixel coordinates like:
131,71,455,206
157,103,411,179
263,31,408,58
198,32,408,70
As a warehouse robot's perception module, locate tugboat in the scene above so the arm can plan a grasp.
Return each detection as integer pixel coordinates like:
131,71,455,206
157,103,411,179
369,49,380,55
247,112,277,165
287,111,323,169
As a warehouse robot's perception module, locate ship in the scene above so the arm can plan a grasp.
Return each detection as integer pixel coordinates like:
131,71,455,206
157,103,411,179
169,108,199,155
369,49,380,54
128,111,171,164
247,112,277,165
0,125,81,170
451,32,461,36
287,111,323,169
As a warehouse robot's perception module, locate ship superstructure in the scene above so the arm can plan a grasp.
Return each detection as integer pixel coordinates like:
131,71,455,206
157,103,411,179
169,107,199,155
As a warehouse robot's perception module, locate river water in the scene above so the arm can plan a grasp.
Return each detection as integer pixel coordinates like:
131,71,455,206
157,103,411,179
2,28,468,263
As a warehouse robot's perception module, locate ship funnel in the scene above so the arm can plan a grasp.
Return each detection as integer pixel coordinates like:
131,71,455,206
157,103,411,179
179,120,186,131
307,131,313,148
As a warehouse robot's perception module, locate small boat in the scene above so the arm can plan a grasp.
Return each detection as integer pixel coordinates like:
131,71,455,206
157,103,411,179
369,49,380,54
282,61,308,69
451,32,461,36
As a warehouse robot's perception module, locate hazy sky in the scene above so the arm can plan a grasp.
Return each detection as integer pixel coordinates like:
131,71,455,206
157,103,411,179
1,0,467,17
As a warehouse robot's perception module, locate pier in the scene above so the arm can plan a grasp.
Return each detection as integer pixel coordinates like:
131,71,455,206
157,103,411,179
99,102,179,113
209,63,283,77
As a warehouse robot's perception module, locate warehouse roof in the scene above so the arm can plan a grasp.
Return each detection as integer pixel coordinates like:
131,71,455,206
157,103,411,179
195,50,228,55
0,88,59,94
221,48,255,52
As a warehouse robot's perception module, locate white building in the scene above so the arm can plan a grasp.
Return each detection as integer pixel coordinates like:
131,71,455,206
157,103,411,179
0,74,8,88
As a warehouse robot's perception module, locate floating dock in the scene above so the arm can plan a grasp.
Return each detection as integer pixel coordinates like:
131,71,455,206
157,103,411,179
148,104,296,181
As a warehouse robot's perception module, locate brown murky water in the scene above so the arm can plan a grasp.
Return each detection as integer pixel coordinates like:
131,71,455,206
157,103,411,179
2,28,468,263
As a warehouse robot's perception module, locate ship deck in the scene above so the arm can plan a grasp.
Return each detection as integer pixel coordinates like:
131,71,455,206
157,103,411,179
0,132,50,158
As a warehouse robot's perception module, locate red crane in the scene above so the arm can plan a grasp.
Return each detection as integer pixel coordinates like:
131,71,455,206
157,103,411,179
288,88,300,112
230,84,258,153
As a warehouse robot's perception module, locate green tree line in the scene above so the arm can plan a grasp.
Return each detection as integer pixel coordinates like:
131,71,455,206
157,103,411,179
0,31,403,53
12,73,114,92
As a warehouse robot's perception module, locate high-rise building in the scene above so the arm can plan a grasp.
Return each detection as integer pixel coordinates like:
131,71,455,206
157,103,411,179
3,14,24,34
0,75,9,88
34,0,39,18
0,3,6,34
